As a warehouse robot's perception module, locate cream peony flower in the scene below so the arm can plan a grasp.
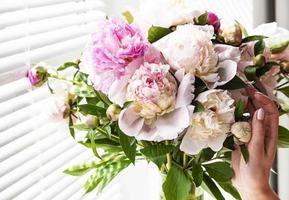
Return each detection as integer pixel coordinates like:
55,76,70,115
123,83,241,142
133,0,202,30
231,121,251,144
180,89,235,155
114,62,195,141
154,24,239,89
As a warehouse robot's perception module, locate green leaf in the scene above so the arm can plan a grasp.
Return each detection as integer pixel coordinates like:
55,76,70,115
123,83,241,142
198,148,215,163
84,172,102,193
223,135,235,151
240,144,249,163
270,39,289,53
191,160,203,187
88,130,101,158
203,174,225,200
217,75,247,90
278,86,289,98
203,162,234,182
148,26,173,43
122,11,134,24
68,115,75,138
244,65,257,81
193,101,205,113
254,39,265,56
78,104,107,117
234,99,245,121
71,84,97,98
195,77,207,95
123,101,133,108
256,62,277,77
218,181,242,200
242,35,267,43
163,165,192,200
140,144,174,168
79,139,120,149
70,123,91,131
194,12,208,25
63,160,98,176
236,20,248,37
140,144,174,158
118,127,136,164
57,61,79,71
278,126,289,147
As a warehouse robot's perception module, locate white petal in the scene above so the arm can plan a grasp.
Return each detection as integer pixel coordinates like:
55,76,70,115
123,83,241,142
187,105,195,119
207,134,227,151
176,73,195,108
118,107,144,137
180,129,207,155
214,44,240,62
175,68,185,82
155,107,190,140
108,77,129,107
196,89,219,102
137,125,160,141
208,60,237,89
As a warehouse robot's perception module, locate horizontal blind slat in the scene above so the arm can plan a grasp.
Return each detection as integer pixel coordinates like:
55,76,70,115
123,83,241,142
0,145,86,200
0,129,68,177
0,78,30,103
0,1,105,28
0,10,105,43
13,151,92,200
0,36,88,74
0,22,99,58
0,0,81,12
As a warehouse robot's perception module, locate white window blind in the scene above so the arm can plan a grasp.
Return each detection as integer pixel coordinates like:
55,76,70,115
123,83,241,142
0,0,107,199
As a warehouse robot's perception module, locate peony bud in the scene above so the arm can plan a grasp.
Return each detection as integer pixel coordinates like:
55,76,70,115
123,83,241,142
231,122,251,144
85,115,99,127
253,54,266,67
221,24,243,46
106,104,121,121
280,61,289,73
207,12,220,33
27,63,49,87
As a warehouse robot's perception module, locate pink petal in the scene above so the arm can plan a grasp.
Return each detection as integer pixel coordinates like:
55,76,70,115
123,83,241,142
137,125,160,141
118,107,144,137
108,77,129,106
214,44,240,63
175,68,185,82
175,73,195,108
155,107,190,140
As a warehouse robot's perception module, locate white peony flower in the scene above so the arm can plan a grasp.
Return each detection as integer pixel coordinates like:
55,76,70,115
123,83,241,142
231,121,251,144
113,62,195,141
154,24,239,89
133,0,202,30
180,89,235,155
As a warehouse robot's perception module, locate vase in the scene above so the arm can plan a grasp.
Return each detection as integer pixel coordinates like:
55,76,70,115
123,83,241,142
160,187,204,200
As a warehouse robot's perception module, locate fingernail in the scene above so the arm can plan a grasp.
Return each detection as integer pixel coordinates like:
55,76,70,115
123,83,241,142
257,108,264,120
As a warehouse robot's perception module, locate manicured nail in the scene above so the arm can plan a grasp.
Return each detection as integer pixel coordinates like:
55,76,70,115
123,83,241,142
257,108,264,120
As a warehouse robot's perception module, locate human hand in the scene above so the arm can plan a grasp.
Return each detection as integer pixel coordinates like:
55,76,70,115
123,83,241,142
231,88,279,200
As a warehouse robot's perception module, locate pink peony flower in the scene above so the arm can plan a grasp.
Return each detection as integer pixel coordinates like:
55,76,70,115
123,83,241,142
117,62,195,141
207,12,220,33
80,17,150,93
27,63,49,87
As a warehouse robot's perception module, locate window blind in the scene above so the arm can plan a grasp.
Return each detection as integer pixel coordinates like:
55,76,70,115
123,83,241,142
0,0,109,199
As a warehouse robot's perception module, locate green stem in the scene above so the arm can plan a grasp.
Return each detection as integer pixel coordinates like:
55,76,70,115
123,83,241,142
183,153,188,168
49,73,74,83
165,141,172,170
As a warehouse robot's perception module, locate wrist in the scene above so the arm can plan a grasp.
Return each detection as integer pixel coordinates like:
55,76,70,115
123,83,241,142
238,186,279,200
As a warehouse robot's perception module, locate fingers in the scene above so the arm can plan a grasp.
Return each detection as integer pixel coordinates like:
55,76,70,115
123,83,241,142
254,93,279,160
248,108,265,155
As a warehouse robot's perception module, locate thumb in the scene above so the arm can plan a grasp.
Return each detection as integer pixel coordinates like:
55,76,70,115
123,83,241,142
248,108,265,154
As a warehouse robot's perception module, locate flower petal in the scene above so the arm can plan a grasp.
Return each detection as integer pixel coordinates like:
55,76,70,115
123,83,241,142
155,107,190,140
137,125,161,141
207,134,227,151
176,73,195,108
108,77,129,107
214,44,240,62
118,107,144,137
207,60,237,89
180,129,207,155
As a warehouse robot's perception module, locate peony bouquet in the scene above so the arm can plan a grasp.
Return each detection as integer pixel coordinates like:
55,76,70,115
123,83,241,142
27,6,289,200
